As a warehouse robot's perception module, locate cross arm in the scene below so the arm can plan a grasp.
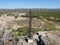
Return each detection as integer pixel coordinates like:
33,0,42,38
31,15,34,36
21,15,38,18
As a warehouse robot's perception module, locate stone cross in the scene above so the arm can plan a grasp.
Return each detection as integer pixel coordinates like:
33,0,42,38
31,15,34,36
21,10,37,38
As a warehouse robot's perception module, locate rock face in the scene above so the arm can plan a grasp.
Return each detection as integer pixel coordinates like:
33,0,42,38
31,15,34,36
37,31,60,45
15,31,60,45
0,31,60,45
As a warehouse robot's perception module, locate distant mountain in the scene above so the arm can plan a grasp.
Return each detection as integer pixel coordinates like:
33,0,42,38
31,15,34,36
0,8,60,12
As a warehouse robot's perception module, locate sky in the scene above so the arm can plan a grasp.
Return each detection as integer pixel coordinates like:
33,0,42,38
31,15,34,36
0,0,60,9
